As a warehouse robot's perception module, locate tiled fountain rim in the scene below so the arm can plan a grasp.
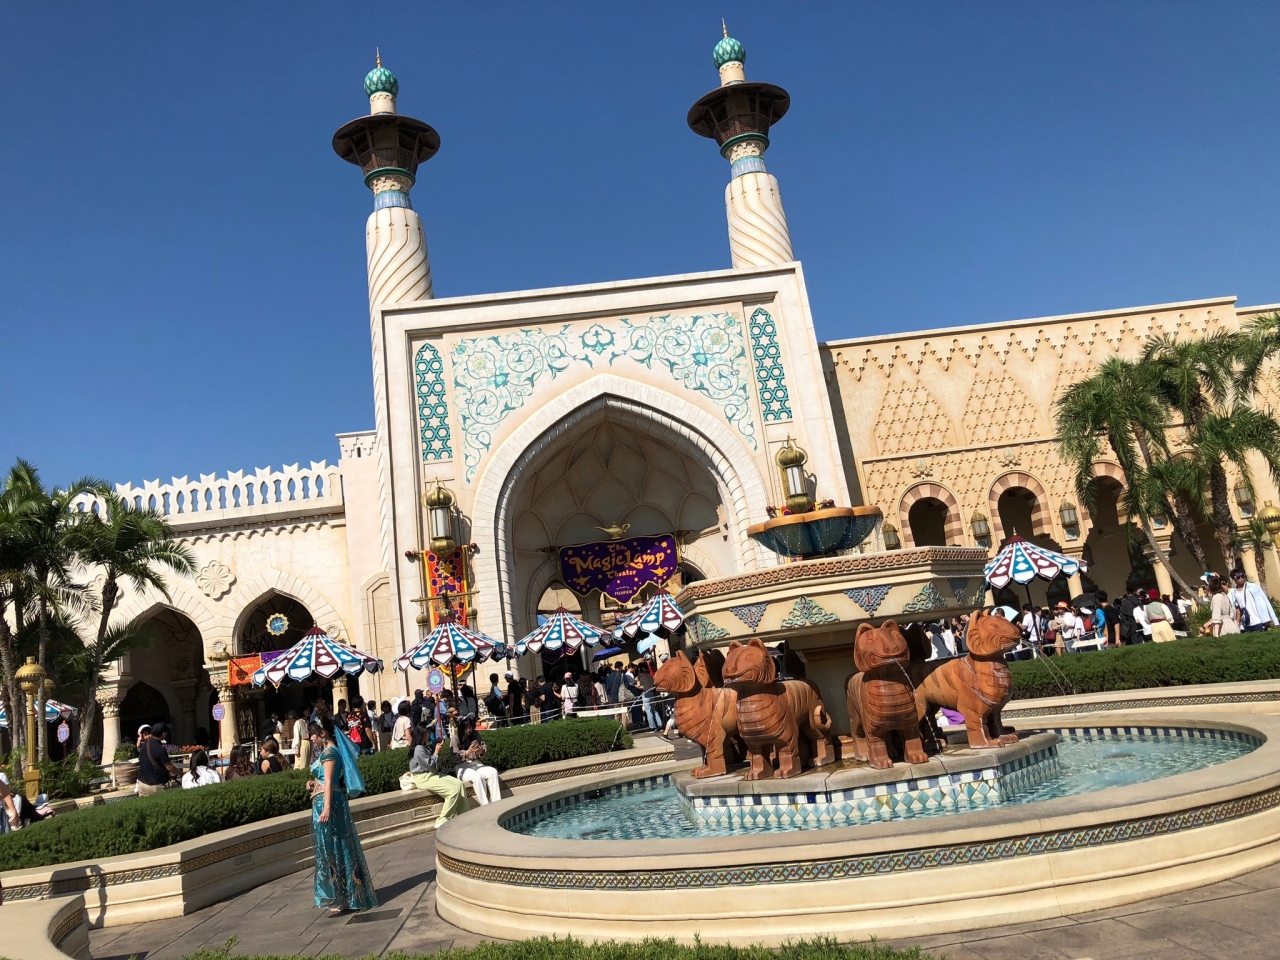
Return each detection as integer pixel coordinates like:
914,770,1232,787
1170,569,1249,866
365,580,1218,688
437,713,1279,870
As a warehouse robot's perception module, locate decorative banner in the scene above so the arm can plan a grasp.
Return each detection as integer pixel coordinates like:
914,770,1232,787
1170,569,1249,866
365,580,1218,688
260,649,287,664
559,534,678,603
57,722,70,744
427,668,446,694
212,703,226,722
228,654,263,686
426,546,469,627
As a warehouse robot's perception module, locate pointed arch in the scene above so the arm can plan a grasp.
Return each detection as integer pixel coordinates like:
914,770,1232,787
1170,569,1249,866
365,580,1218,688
989,471,1053,541
899,482,964,547
227,569,351,647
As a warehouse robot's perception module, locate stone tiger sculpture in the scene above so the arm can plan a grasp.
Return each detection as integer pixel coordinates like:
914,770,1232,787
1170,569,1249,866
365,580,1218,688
846,620,929,770
910,608,1022,749
722,637,836,780
653,649,742,778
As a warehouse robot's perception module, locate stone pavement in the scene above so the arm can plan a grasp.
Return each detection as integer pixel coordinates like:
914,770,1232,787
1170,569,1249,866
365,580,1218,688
89,826,1280,960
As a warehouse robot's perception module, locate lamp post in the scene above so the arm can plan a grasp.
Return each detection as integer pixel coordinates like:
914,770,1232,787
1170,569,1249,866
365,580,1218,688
15,657,47,801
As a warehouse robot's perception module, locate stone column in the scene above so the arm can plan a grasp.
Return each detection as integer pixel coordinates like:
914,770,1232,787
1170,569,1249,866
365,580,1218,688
210,675,238,752
1241,545,1262,584
332,677,350,713
96,690,121,766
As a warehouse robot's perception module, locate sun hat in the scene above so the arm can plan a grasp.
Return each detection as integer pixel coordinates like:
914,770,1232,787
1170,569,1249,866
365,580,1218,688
137,724,152,736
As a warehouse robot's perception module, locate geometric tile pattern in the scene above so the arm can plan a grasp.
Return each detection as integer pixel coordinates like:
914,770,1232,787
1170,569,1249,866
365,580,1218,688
415,341,453,461
844,585,892,617
687,615,730,643
901,581,947,614
748,307,792,422
780,596,840,629
729,602,769,630
948,577,971,603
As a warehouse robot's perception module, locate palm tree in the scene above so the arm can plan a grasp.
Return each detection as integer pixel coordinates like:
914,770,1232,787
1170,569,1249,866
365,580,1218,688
1141,332,1242,570
1056,357,1197,597
0,490,33,756
70,492,194,761
1241,517,1272,597
1,461,103,758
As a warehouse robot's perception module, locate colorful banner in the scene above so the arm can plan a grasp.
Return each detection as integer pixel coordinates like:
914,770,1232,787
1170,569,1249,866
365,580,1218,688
427,546,469,626
559,533,678,603
228,654,263,686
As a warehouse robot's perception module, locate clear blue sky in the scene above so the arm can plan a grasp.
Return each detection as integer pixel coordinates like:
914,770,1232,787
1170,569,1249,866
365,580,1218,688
3,3,1277,488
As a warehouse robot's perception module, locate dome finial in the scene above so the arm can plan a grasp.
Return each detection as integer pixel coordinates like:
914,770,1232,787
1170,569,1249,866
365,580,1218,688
376,47,382,68
712,25,746,83
364,53,399,113
722,18,728,39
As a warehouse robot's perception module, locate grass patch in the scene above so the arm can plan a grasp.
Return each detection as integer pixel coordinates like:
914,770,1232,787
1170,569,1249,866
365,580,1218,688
1009,629,1280,699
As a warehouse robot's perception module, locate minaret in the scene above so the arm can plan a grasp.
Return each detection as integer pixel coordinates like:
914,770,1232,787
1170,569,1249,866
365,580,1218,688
687,26,795,268
332,54,441,304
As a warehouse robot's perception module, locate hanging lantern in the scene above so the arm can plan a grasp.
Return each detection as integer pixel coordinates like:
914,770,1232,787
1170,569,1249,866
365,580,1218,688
1235,482,1255,516
423,480,457,554
882,522,901,550
970,510,991,541
1059,502,1079,527
776,438,813,513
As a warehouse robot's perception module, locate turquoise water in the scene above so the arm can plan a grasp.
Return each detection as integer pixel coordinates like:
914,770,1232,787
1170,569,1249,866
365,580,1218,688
511,731,1257,841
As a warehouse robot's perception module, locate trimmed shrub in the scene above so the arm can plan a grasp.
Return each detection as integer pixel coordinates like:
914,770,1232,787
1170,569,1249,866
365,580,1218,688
354,746,409,794
479,719,632,771
182,936,929,960
1009,630,1280,699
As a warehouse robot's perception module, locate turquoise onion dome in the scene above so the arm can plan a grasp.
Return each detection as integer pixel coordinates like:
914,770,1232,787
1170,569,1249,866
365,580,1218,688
364,60,399,98
713,34,745,69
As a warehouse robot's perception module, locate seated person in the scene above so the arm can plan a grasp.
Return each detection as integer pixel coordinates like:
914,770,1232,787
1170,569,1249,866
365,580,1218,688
258,738,287,774
182,750,222,789
450,717,502,805
407,723,469,827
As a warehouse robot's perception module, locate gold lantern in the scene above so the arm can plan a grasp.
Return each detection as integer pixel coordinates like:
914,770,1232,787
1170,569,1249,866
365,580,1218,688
1260,501,1280,537
882,522,901,550
776,438,813,513
423,480,457,555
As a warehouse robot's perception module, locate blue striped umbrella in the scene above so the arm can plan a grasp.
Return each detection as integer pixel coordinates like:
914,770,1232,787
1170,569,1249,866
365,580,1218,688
614,591,687,641
515,608,608,656
983,536,1085,588
252,627,382,686
0,698,78,729
394,621,504,671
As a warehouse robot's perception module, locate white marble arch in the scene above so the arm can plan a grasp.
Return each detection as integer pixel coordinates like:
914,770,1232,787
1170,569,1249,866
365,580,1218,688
470,374,771,643
228,569,352,652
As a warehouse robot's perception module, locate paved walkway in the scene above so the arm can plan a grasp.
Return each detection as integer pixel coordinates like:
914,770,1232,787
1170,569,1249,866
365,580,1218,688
89,825,1280,960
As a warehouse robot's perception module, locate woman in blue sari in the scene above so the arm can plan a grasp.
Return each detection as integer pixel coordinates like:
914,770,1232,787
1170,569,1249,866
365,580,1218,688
307,717,379,915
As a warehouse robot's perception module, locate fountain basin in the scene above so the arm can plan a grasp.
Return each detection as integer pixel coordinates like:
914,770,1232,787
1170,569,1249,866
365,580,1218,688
746,506,883,559
436,712,1280,945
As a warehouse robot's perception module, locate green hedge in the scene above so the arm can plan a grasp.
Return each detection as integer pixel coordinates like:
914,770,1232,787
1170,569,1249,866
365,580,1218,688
1009,630,1280,699
183,936,928,960
0,719,633,871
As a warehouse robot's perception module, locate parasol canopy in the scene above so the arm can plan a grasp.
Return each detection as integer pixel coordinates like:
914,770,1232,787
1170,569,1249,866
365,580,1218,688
252,627,382,687
515,608,608,657
614,591,687,640
0,698,78,729
983,536,1085,589
394,620,504,672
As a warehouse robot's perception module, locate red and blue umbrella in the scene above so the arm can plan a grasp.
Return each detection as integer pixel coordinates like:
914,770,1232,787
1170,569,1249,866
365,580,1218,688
252,627,382,686
983,536,1085,588
0,698,78,729
394,620,504,671
515,608,608,656
614,591,687,640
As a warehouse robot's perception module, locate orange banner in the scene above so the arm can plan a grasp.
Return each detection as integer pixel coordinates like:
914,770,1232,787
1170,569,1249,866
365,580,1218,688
228,654,263,686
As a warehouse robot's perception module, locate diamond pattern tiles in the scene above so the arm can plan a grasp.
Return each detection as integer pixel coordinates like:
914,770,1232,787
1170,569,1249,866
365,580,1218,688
872,379,956,456
780,596,840,628
844,585,892,616
415,342,453,462
729,603,768,630
961,371,1041,445
748,307,792,422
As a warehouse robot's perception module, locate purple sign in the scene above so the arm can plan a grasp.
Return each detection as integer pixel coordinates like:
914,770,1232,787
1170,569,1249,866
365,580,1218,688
427,669,446,694
212,703,226,722
559,534,679,603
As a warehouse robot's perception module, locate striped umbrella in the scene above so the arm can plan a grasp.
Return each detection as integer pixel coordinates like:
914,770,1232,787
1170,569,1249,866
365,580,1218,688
394,620,505,672
515,608,608,656
252,627,382,686
0,698,78,729
614,591,687,640
983,536,1085,588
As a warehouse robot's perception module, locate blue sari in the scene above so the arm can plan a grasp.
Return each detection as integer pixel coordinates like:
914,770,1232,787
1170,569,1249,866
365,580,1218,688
311,740,379,912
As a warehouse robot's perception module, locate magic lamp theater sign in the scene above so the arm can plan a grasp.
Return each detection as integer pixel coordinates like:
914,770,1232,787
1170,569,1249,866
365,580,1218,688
558,534,678,603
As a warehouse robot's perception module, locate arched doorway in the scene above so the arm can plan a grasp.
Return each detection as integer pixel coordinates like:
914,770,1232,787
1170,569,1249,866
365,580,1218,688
997,488,1039,541
238,592,315,655
908,498,951,547
124,608,211,747
237,592,323,741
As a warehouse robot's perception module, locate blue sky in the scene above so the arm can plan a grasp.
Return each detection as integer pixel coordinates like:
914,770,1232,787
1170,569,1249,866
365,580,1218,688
2,3,1278,487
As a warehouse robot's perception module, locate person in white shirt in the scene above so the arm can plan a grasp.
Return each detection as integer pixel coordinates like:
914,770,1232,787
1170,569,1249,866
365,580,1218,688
291,712,311,770
1133,602,1151,642
1230,569,1280,632
390,701,413,750
1051,602,1083,653
1143,589,1177,644
181,750,222,789
1019,604,1037,643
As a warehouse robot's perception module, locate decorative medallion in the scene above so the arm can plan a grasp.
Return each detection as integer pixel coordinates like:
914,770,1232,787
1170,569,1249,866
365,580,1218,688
747,307,792,422
843,585,892,617
194,560,235,600
688,615,730,642
452,312,756,481
948,578,971,603
415,341,453,462
729,603,769,630
265,613,290,636
907,457,933,479
780,596,840,629
902,582,947,614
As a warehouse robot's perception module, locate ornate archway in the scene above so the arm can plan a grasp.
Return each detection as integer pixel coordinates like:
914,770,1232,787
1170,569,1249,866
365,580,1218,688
988,471,1052,541
899,482,963,547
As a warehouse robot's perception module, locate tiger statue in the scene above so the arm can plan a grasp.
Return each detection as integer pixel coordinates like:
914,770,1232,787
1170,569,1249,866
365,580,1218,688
910,608,1022,749
722,637,836,780
846,620,929,770
653,650,742,778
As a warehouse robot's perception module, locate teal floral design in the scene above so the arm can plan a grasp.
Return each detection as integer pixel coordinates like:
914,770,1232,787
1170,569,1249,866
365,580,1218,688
415,342,453,462
451,313,756,480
